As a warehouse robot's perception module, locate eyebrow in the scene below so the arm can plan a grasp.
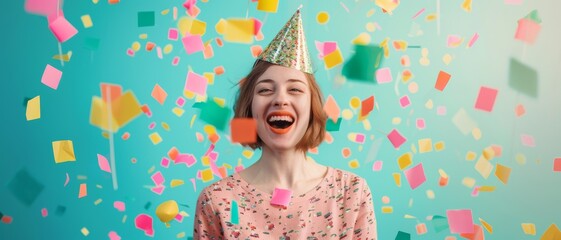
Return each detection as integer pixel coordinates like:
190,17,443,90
256,79,308,85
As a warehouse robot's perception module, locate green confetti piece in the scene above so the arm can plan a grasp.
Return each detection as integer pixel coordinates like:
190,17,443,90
7,169,44,207
326,117,342,132
523,9,541,24
144,201,152,210
84,37,101,50
509,58,538,98
55,205,66,216
198,101,231,131
342,44,383,82
431,215,449,233
395,231,411,240
138,11,155,27
230,200,239,224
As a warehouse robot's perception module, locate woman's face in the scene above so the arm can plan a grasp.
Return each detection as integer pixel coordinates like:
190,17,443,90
251,65,311,151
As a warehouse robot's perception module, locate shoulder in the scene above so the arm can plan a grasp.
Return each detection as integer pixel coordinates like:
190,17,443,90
330,167,369,188
197,174,238,203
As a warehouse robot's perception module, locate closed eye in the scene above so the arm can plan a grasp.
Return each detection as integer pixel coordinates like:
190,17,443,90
290,88,303,93
257,88,272,94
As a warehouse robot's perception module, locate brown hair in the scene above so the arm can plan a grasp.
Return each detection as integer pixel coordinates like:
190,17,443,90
233,60,327,152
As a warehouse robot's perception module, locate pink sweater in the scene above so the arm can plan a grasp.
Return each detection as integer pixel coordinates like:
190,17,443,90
193,167,377,239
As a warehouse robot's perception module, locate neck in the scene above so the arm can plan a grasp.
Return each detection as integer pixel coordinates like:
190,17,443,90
251,146,315,188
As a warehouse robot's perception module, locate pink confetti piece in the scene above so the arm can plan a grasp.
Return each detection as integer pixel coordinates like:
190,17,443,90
148,122,156,130
97,154,111,173
399,95,411,108
387,129,406,149
467,33,479,48
447,35,463,48
437,106,447,115
376,67,393,84
182,34,204,54
416,118,426,129
270,187,292,207
113,201,126,212
48,15,78,43
156,46,163,59
412,8,425,19
151,186,165,195
372,160,383,171
404,163,426,190
474,86,498,112
172,56,180,66
514,18,541,44
41,64,62,90
253,18,262,35
190,178,197,192
472,186,480,197
176,97,186,107
355,133,365,144
235,165,244,173
168,28,178,40
161,157,170,168
174,154,197,167
126,48,135,57
41,208,48,217
64,172,70,187
151,171,164,186
184,71,208,96
134,214,154,237
446,209,475,234
204,144,215,157
24,0,59,16
208,151,219,161
520,134,535,147
323,42,338,56
108,231,121,240
174,213,184,222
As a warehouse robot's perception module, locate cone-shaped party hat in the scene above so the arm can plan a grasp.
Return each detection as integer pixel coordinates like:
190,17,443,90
257,6,313,74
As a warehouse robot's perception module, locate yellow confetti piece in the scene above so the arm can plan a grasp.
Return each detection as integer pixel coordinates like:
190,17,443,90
149,132,162,145
434,141,445,151
472,127,482,140
475,156,493,179
92,0,99,4
425,99,433,109
161,9,170,15
342,109,353,120
215,18,226,35
521,223,536,235
438,169,448,178
148,165,156,174
443,54,452,65
515,153,527,165
495,164,511,184
426,13,437,21
223,163,232,169
223,19,254,43
392,40,408,51
242,150,254,159
94,198,102,205
365,22,376,32
190,115,197,128
349,97,361,109
81,15,93,28
122,215,127,223
81,227,89,236
161,122,170,131
139,34,148,39
362,119,371,131
393,173,401,187
132,41,141,52
404,214,416,219
482,147,495,160
324,49,344,69
52,140,76,163
53,51,73,62
397,152,412,170
381,206,393,213
77,175,87,180
411,144,417,154
392,117,401,125
462,0,472,12
426,189,435,199
462,177,476,188
203,125,216,135
466,151,477,161
172,107,184,117
170,179,184,188
184,90,195,99
177,232,186,238
257,0,279,13
418,138,433,153
352,32,371,45
348,159,360,169
204,72,215,85
366,9,375,17
478,186,496,192
479,217,493,233
163,44,173,54
201,156,210,166
317,11,329,24
213,97,226,107
26,96,41,121
201,168,214,182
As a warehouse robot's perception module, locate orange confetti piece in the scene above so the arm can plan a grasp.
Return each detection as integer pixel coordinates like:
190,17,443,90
146,42,155,51
214,66,225,75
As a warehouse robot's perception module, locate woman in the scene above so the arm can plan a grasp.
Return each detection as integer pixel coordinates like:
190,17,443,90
194,8,376,239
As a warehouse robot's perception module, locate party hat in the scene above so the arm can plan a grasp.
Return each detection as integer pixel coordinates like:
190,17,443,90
258,6,313,74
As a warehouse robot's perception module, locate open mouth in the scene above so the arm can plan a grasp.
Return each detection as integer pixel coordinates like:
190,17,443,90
266,112,295,134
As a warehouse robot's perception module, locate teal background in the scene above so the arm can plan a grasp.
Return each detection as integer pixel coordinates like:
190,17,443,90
2,0,560,239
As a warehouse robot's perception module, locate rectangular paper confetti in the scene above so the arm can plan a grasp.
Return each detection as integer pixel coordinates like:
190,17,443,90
435,70,451,91
48,15,78,43
270,188,292,207
404,163,426,190
376,67,393,84
447,209,474,234
26,96,41,121
474,86,498,112
41,64,62,90
230,118,257,144
387,129,406,149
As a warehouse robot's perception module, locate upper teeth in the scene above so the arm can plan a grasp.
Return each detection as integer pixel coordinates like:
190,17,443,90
268,115,294,122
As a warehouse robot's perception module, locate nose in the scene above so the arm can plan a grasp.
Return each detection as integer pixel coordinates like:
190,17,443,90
273,91,289,107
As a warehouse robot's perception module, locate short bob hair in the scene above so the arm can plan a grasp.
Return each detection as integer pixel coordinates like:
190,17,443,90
233,59,327,152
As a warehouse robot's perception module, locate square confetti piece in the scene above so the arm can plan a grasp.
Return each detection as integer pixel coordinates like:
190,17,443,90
324,49,343,69
231,118,257,144
257,0,279,13
151,84,167,105
404,163,426,190
399,95,411,108
182,34,204,54
7,169,44,206
138,11,155,27
474,86,498,112
446,209,474,234
387,129,406,149
149,132,162,145
49,15,78,43
26,96,41,121
418,138,433,153
41,64,62,90
375,67,393,84
184,71,208,96
81,14,93,28
168,28,178,40
52,140,76,163
271,188,292,207
435,70,451,91
554,158,561,172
